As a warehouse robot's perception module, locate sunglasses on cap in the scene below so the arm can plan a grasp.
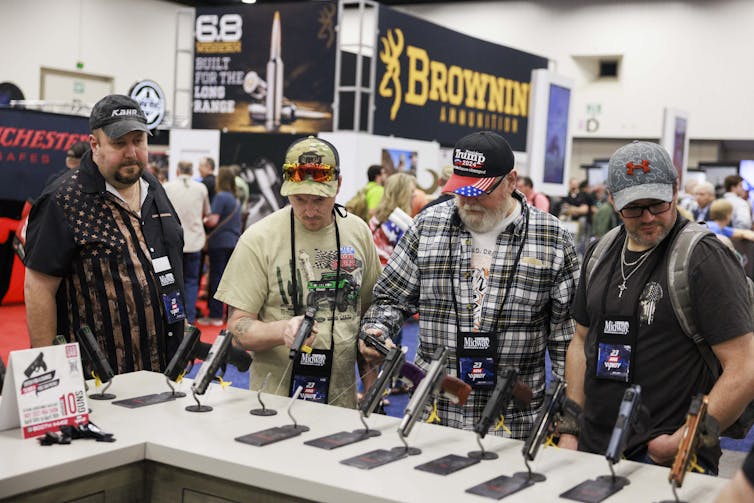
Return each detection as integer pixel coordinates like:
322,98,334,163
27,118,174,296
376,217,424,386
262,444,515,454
282,162,339,183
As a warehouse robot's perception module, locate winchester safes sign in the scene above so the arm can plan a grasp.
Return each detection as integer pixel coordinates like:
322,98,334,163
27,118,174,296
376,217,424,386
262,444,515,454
374,7,548,149
192,2,337,133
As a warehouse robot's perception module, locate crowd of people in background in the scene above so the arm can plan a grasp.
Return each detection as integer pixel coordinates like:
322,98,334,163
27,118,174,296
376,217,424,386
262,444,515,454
21,97,754,490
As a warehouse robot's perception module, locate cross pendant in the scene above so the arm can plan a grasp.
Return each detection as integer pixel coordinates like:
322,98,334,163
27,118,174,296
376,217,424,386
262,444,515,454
618,281,627,298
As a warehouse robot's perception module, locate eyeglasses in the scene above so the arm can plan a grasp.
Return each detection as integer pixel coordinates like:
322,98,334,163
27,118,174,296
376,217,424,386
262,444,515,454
282,163,338,183
619,201,672,218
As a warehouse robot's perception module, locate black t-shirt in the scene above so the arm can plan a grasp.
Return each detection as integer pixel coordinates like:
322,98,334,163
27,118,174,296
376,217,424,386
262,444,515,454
744,444,754,487
571,217,753,468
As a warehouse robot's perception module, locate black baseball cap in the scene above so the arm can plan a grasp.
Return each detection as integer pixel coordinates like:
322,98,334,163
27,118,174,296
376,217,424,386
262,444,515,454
89,94,150,138
442,131,515,197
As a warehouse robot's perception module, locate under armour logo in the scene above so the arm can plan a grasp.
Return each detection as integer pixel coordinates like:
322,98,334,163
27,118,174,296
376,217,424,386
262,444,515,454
626,160,650,175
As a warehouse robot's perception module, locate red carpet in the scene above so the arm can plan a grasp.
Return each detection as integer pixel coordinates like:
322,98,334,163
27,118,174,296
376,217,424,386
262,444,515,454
0,303,28,365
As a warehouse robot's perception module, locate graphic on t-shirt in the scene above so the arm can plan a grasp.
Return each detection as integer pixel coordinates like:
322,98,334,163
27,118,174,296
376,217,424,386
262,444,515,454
471,266,489,331
640,282,663,325
275,246,363,315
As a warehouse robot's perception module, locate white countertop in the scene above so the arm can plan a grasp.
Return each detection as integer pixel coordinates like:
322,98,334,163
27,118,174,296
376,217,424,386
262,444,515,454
0,371,728,502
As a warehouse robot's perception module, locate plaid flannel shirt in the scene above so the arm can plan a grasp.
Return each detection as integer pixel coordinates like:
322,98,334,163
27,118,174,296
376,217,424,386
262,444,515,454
360,193,579,439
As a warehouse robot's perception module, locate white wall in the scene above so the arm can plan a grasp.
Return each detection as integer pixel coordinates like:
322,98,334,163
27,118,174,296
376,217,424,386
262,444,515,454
0,0,185,112
4,0,752,183
399,0,754,141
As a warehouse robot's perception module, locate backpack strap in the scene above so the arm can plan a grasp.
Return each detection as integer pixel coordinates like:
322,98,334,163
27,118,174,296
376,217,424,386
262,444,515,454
667,221,722,378
584,225,623,292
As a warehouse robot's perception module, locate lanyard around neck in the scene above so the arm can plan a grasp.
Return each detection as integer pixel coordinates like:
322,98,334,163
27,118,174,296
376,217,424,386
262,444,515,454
289,208,340,339
450,200,529,333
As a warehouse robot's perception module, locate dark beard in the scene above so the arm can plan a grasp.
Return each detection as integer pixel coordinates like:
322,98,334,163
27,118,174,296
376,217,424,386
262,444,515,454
114,161,144,185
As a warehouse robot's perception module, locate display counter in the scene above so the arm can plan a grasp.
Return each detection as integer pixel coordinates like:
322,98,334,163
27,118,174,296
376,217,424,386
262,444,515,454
0,371,727,502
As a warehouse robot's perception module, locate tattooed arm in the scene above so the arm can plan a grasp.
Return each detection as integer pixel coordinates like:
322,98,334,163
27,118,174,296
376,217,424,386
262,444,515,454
227,306,315,351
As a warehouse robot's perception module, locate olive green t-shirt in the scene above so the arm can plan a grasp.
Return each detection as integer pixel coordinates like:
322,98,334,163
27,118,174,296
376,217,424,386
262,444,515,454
215,207,381,408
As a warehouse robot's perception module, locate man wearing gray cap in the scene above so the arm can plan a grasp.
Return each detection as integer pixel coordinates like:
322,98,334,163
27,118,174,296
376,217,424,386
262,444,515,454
562,140,754,473
24,94,186,374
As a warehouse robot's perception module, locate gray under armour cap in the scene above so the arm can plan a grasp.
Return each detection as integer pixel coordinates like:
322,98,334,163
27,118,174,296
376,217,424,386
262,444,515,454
607,140,677,211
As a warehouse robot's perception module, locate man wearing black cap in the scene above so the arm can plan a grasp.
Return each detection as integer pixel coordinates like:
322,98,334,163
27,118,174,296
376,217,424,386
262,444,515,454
23,94,186,374
562,141,754,474
360,131,580,439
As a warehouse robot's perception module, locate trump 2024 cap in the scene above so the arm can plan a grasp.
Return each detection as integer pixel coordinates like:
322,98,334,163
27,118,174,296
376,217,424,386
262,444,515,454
442,131,515,197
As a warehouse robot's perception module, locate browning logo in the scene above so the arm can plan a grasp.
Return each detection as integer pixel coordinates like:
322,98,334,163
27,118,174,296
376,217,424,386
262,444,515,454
379,29,405,121
317,3,337,49
377,27,531,130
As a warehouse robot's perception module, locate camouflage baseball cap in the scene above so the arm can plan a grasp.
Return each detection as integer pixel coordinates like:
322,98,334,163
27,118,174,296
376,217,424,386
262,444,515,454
280,136,340,198
607,141,677,211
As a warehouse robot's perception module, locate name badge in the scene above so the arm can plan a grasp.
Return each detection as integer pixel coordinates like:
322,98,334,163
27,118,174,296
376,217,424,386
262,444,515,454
152,256,171,274
162,291,186,324
459,357,496,389
596,343,632,382
291,375,329,404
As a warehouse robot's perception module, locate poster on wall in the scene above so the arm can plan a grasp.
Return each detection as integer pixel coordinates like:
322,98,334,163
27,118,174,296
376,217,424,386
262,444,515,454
192,2,337,133
373,7,548,150
660,108,689,188
0,109,89,202
220,132,307,228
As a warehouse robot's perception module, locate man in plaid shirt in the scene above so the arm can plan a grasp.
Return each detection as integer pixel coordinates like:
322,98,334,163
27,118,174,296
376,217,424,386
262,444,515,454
359,131,579,439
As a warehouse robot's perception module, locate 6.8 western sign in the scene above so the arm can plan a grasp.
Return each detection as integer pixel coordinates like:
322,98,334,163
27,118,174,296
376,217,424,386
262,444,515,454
374,7,548,149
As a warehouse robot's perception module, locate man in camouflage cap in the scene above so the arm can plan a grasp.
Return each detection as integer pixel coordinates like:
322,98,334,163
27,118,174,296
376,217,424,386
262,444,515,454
215,136,381,408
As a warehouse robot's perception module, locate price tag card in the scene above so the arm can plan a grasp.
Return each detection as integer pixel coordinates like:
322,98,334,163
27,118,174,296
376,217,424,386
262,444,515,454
415,454,480,475
466,474,534,499
340,448,408,470
0,344,89,438
235,424,310,447
112,392,177,409
559,477,627,503
304,430,372,450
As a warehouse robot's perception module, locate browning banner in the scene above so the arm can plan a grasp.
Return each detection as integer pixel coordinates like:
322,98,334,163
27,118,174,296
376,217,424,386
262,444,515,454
374,7,548,149
192,2,337,133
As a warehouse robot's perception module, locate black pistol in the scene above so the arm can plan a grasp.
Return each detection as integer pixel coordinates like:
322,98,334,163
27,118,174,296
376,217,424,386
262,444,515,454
190,330,235,396
359,346,406,418
289,305,317,360
77,326,114,383
164,325,202,382
473,367,533,438
24,352,47,378
398,346,449,438
165,325,251,383
522,377,577,462
605,385,642,464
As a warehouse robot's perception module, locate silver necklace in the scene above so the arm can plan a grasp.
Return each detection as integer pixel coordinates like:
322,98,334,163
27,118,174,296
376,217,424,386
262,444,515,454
618,237,656,298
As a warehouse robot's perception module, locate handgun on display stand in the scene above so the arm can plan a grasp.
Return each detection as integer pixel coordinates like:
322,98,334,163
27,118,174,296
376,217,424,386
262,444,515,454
469,367,532,461
359,345,405,419
186,330,245,412
77,326,116,400
667,394,718,499
605,385,642,465
164,325,251,397
522,377,578,464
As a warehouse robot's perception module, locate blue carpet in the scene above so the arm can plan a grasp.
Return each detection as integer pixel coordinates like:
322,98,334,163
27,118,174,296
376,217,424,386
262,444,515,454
186,319,753,452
